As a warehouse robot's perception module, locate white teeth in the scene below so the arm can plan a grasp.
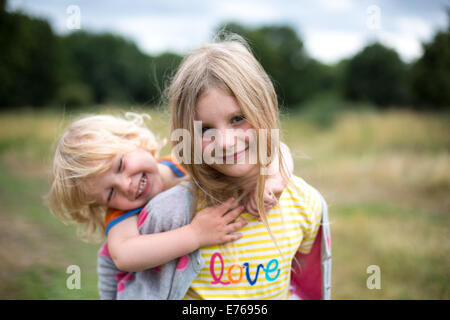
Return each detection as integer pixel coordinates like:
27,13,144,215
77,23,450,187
137,175,147,198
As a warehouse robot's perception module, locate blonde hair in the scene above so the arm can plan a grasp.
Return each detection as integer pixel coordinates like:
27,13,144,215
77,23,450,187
168,34,289,255
46,112,165,242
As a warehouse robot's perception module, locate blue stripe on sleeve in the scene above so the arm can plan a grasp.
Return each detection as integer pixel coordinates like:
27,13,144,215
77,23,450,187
105,207,143,236
158,160,185,177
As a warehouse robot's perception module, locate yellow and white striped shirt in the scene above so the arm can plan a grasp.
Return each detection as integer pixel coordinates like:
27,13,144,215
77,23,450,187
184,175,323,300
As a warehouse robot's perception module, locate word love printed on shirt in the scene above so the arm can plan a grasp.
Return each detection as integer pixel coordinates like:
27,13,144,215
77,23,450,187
209,251,280,286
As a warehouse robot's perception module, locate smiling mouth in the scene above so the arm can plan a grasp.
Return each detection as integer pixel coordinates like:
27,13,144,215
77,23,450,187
222,146,249,163
135,173,148,199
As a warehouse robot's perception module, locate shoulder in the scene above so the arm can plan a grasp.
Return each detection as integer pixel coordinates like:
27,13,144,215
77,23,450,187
282,175,325,221
140,181,195,232
158,155,187,177
105,207,142,236
148,181,194,211
286,175,324,204
286,176,326,254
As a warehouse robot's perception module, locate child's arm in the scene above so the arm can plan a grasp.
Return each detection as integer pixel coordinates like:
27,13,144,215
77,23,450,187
108,197,246,272
245,142,294,215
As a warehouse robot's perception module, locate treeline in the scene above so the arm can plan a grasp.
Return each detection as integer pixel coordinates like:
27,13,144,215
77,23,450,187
0,1,181,108
220,20,449,110
0,1,448,110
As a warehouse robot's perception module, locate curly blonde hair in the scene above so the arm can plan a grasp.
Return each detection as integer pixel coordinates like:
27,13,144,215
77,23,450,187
46,112,165,242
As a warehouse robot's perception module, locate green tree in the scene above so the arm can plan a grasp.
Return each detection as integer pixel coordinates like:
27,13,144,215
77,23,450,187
148,52,182,103
410,25,450,109
61,31,157,105
343,43,409,107
0,10,65,108
217,22,331,108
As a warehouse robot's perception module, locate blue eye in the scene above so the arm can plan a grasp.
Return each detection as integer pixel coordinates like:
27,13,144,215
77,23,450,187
231,115,245,123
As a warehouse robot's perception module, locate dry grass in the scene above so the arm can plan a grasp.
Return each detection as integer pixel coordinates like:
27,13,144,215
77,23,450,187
0,106,448,299
281,108,449,299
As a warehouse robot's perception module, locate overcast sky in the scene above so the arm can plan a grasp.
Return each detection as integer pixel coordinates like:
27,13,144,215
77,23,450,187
7,0,449,64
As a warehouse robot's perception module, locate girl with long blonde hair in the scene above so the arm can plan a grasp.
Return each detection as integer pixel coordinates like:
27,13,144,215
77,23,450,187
168,34,327,299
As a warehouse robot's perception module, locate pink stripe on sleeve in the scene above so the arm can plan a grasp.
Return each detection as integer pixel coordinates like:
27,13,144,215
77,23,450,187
137,208,149,228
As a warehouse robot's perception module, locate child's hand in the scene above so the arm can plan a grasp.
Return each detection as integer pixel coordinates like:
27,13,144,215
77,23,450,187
189,197,247,247
245,142,293,220
244,177,284,220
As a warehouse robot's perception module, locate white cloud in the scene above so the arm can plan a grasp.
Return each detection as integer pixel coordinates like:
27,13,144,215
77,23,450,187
367,17,434,62
215,0,282,24
395,16,433,40
305,30,364,63
113,15,212,54
318,0,355,12
380,32,423,62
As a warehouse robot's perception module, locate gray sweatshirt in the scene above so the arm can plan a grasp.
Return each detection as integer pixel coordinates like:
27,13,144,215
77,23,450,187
97,183,204,299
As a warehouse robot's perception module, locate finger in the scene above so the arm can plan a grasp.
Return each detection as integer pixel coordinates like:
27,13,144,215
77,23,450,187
223,233,243,243
258,206,272,222
246,206,258,216
225,219,248,233
215,197,236,214
223,205,244,223
263,190,275,204
266,198,278,209
246,202,257,216
242,197,250,212
247,198,258,216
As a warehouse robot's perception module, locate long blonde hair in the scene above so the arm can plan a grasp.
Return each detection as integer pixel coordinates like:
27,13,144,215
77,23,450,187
46,112,165,242
168,34,289,254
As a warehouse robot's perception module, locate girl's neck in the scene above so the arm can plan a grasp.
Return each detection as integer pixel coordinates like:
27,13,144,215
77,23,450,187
236,165,261,194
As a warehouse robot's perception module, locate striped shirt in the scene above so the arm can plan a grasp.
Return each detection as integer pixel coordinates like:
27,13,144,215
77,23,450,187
184,175,323,300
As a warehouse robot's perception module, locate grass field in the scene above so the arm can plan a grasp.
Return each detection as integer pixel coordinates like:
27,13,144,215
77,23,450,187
0,105,448,299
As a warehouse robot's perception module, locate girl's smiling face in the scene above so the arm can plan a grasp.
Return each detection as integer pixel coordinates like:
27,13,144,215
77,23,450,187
89,149,164,210
195,88,258,178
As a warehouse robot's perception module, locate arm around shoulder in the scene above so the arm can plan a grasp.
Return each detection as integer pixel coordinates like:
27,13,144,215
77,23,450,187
107,184,197,272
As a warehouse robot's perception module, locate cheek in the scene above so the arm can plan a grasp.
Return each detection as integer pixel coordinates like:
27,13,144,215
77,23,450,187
241,122,256,144
241,121,252,131
201,139,210,151
140,152,157,170
201,134,218,153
